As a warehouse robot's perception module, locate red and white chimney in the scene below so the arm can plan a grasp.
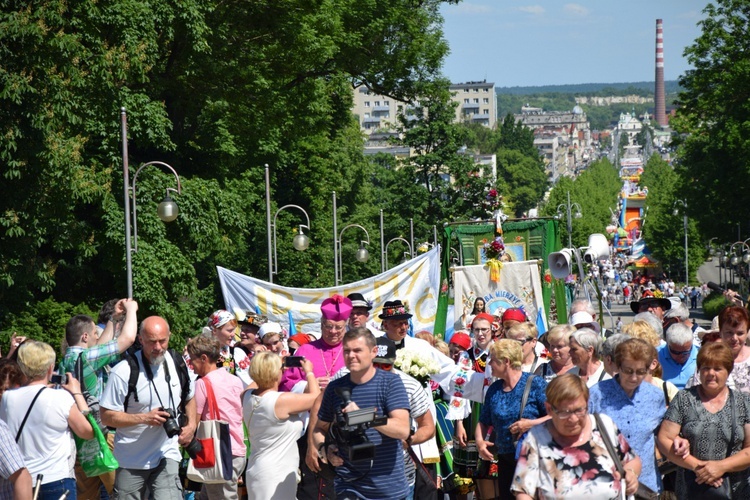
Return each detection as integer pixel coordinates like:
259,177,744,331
655,19,667,127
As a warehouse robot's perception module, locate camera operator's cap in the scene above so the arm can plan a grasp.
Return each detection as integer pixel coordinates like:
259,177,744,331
346,292,372,311
321,294,353,321
258,322,283,339
235,308,268,327
374,337,398,364
449,332,472,350
379,300,412,320
501,308,526,324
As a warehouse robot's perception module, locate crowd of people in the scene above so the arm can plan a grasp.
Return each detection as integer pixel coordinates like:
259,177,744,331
0,287,749,500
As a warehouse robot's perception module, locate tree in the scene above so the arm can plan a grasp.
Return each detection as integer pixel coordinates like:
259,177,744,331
541,159,621,248
0,0,461,342
672,0,750,239
639,156,703,284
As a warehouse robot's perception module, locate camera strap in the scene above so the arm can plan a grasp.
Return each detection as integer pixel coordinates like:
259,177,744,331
142,356,176,412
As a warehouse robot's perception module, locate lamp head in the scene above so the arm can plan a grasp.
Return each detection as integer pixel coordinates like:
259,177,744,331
574,210,582,219
743,252,750,264
731,255,740,266
293,229,310,251
355,244,369,263
157,195,179,222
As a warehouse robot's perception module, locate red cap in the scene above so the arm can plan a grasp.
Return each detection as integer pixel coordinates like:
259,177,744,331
449,332,472,350
472,313,495,327
502,308,527,323
289,333,312,346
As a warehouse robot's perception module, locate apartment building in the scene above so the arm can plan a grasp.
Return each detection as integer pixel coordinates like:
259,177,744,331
448,81,496,129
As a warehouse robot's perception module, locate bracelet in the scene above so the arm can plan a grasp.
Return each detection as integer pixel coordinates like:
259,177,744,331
71,392,82,396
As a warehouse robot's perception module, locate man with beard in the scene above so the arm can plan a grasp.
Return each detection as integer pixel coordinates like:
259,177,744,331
100,317,197,500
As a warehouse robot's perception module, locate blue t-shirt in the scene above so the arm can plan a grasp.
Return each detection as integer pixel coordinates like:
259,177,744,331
479,372,547,454
319,369,411,499
589,377,666,493
657,344,698,389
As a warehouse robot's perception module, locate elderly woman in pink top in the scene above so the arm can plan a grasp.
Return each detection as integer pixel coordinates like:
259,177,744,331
187,335,247,500
280,295,352,392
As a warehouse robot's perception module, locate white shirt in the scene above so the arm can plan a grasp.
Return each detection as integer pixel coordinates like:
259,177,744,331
100,351,195,469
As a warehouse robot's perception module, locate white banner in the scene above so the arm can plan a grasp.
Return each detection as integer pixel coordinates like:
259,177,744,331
453,260,548,335
217,247,441,335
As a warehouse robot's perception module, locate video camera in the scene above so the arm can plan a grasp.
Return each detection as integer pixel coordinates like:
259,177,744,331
328,387,387,462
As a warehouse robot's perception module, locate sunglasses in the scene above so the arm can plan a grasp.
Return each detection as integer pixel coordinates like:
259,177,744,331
373,362,393,371
668,346,692,356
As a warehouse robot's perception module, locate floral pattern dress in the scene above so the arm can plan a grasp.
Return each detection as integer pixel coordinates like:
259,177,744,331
512,413,636,500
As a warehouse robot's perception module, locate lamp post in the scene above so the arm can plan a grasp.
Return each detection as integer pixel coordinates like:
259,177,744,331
384,237,413,270
707,237,718,261
729,241,750,296
265,165,311,283
672,199,689,284
556,191,582,248
121,108,182,299
332,191,370,285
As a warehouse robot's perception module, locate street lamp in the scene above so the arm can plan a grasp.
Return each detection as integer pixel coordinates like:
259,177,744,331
265,165,311,282
556,191,582,248
707,237,718,261
672,199,689,285
729,241,750,296
120,108,182,299
332,191,370,285
384,237,413,270
335,224,371,285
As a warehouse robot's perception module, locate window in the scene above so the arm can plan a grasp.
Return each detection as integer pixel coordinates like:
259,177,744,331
473,98,479,104
364,101,370,107
374,101,380,106
483,88,489,93
384,100,389,106
483,98,489,104
483,109,489,115
464,89,469,93
364,112,370,118
473,88,479,93
464,98,469,104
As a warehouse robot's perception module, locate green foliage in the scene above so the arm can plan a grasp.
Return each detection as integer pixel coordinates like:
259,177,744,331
702,291,731,319
0,0,461,349
541,158,621,248
639,155,704,284
495,81,681,96
672,0,750,240
0,297,97,355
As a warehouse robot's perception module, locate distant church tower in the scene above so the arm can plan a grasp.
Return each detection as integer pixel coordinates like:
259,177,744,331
654,19,667,127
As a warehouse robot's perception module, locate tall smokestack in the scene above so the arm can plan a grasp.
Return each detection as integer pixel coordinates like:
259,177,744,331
655,19,667,127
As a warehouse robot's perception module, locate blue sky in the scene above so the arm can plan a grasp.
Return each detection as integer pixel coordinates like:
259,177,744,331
439,0,709,87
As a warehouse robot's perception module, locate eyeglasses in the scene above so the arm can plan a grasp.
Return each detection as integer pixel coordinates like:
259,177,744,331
668,346,692,356
373,362,393,371
322,323,346,332
473,328,491,334
551,406,587,420
511,338,533,345
619,367,649,377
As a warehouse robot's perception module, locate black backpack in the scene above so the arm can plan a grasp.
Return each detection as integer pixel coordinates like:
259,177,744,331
122,349,190,416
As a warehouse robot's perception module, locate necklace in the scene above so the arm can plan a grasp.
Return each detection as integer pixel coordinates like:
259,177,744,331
321,344,343,377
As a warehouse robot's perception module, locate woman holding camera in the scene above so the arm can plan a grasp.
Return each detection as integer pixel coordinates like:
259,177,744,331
243,352,320,500
0,340,93,499
187,336,246,500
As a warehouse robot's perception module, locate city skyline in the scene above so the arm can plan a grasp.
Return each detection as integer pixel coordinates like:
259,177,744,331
439,0,708,88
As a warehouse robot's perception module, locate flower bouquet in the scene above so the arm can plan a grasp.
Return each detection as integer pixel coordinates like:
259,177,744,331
394,348,440,385
481,236,505,282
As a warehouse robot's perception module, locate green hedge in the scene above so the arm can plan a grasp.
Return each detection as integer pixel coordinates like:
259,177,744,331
702,291,731,320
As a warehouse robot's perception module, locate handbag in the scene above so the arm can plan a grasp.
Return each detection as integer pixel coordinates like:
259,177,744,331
681,389,735,500
186,377,233,484
407,446,438,497
75,413,119,477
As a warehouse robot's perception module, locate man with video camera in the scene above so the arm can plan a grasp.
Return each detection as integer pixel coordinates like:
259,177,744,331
100,316,197,499
312,327,411,499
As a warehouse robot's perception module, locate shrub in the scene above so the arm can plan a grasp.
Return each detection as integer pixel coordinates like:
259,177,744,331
702,291,731,320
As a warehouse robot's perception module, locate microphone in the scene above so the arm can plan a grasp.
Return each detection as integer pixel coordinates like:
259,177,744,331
335,387,352,408
707,281,725,294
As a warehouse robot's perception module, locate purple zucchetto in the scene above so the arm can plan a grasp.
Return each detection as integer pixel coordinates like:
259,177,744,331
321,295,353,321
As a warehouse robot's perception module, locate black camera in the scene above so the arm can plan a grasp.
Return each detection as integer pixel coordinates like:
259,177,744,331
184,438,203,459
160,407,182,438
51,373,68,385
328,387,387,462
